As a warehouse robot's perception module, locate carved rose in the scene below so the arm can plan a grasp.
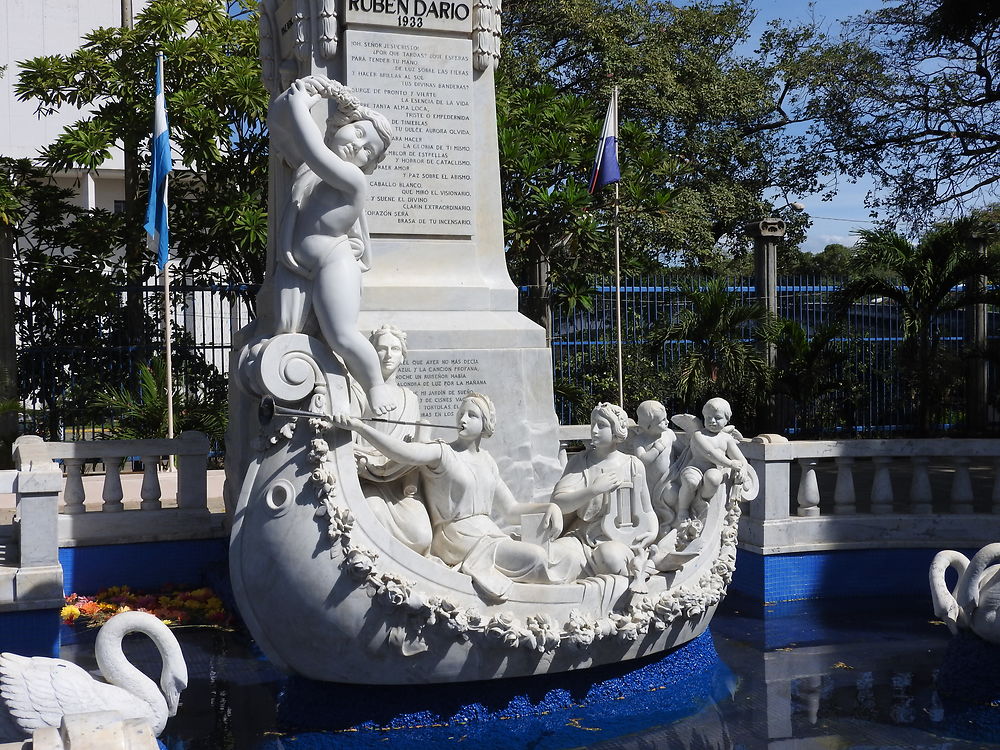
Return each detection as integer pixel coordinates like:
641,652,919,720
525,613,560,653
654,593,683,627
344,546,377,580
308,439,331,464
565,610,598,648
677,588,705,617
374,573,412,608
678,518,704,547
609,612,640,641
463,608,485,633
486,612,522,648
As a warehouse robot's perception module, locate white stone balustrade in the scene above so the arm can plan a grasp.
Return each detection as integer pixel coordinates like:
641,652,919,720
10,432,224,553
740,438,1000,554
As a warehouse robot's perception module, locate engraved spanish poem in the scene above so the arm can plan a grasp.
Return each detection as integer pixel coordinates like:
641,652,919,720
346,27,475,235
397,355,486,421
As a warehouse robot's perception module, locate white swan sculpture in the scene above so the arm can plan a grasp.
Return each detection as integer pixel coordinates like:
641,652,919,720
0,611,188,739
929,543,1000,643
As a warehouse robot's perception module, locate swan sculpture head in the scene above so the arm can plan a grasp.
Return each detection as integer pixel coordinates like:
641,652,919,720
0,610,188,739
956,543,1000,644
929,550,969,635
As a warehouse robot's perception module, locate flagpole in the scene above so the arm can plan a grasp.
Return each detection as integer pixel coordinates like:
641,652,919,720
146,49,175,470
612,86,624,407
163,251,176,472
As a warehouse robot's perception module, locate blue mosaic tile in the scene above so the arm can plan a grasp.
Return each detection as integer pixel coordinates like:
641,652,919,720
0,609,60,657
59,539,228,596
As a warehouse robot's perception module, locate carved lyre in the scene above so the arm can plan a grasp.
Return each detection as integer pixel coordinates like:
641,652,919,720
598,463,656,548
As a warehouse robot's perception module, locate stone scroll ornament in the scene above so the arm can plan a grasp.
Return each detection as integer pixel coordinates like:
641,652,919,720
259,0,341,99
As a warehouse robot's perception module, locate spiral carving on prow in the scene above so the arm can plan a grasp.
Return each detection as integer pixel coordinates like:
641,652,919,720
257,334,324,404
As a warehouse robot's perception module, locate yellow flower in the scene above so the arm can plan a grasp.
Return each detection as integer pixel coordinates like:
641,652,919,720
60,605,81,622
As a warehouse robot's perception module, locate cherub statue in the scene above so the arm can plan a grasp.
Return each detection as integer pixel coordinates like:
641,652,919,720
267,74,398,416
671,397,751,523
626,400,677,530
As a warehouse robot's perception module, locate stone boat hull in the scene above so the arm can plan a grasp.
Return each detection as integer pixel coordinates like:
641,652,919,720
229,336,742,685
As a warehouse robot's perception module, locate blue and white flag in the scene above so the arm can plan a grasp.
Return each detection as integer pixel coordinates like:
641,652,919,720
588,88,620,195
144,52,172,270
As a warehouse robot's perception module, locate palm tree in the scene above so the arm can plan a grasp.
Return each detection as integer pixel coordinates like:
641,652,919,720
651,277,772,423
94,358,226,444
835,222,999,434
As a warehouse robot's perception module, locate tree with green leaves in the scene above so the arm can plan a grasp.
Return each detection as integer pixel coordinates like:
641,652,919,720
778,243,854,278
818,0,1000,224
500,0,874,266
14,0,268,309
771,319,866,436
835,221,1000,434
649,277,772,424
498,82,683,328
95,357,226,444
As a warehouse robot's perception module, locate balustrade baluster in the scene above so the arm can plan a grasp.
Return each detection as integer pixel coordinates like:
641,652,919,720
140,455,162,511
796,458,821,517
833,457,856,514
101,458,124,512
870,456,893,514
908,456,932,514
951,456,974,514
62,458,86,515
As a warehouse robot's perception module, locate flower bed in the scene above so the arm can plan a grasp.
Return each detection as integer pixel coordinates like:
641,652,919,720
61,585,232,628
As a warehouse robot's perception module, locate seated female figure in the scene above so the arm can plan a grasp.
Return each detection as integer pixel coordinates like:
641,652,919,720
551,403,657,576
336,393,586,602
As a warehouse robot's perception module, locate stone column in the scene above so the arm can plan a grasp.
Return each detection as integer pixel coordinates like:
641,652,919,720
746,218,785,430
745,217,786,369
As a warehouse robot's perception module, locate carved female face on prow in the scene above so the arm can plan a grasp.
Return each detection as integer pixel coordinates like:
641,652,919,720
373,332,404,379
590,415,616,451
456,401,485,441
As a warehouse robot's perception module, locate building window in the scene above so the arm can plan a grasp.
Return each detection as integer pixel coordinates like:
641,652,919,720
113,200,126,214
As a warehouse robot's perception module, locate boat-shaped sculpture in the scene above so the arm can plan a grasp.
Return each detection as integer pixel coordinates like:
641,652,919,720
229,329,757,684
227,6,756,685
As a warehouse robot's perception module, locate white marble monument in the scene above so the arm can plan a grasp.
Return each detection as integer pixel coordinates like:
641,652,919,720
226,1,757,684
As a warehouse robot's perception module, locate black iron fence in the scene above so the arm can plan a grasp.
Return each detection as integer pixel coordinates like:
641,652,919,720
548,276,997,435
13,275,998,442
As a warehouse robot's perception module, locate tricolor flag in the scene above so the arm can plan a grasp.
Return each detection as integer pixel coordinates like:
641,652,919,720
588,88,620,195
144,52,172,269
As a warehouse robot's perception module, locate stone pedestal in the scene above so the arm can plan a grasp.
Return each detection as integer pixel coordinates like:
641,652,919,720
246,0,560,502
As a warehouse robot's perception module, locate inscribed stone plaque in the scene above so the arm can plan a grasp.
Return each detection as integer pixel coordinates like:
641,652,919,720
345,0,474,34
396,353,487,422
346,30,475,235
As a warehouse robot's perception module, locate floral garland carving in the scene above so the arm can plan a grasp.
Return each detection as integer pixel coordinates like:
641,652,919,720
308,419,747,653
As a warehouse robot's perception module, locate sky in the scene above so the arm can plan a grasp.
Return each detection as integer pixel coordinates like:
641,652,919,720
748,0,882,252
